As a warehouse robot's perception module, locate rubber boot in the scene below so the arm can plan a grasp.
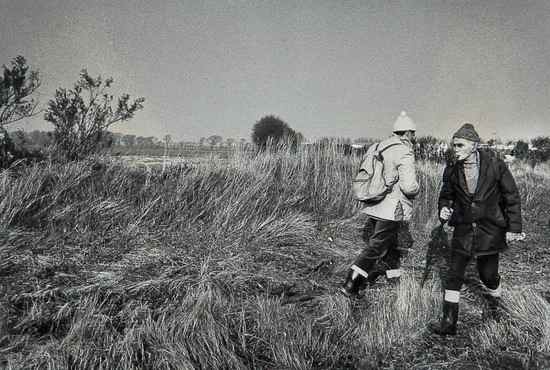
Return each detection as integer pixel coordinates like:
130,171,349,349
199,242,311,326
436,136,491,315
430,301,459,335
365,270,384,285
340,269,367,298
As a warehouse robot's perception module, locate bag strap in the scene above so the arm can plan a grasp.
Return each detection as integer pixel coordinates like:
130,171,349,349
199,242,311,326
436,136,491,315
378,142,402,154
375,142,404,189
374,142,402,161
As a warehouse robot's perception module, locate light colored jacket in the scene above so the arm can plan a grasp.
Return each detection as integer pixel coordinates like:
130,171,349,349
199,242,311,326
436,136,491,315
361,134,419,221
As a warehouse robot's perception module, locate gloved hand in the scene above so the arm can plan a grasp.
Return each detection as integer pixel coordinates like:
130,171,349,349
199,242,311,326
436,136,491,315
506,232,526,243
439,206,453,221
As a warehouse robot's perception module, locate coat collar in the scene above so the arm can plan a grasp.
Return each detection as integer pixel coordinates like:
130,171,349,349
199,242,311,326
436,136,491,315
474,150,491,198
389,133,413,148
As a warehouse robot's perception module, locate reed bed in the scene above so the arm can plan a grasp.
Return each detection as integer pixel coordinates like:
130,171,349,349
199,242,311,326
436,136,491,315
1,144,549,369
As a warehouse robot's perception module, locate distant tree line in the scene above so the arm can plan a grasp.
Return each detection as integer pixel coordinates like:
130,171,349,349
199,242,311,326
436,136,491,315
2,55,550,168
412,135,550,165
511,137,550,165
8,130,254,151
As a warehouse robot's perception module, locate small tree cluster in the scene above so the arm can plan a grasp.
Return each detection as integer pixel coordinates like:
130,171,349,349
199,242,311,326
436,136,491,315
0,56,42,167
44,70,145,161
0,56,146,164
0,56,40,126
511,140,529,160
529,136,550,163
251,115,303,150
207,134,223,147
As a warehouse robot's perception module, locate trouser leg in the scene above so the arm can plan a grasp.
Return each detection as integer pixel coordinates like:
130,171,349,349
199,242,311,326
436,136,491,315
354,218,400,281
382,247,402,282
384,221,413,281
342,218,399,296
445,250,470,293
340,218,374,297
477,253,504,320
431,251,470,335
477,253,500,292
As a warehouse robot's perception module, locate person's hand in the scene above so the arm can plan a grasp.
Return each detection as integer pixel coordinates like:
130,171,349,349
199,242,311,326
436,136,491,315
439,207,453,221
404,193,416,200
506,232,526,243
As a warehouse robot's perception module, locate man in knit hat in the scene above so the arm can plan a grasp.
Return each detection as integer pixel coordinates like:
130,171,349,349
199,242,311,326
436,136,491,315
430,123,524,335
341,111,419,297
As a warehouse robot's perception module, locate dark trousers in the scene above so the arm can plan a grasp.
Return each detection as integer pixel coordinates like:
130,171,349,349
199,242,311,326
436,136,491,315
446,251,500,291
352,217,413,274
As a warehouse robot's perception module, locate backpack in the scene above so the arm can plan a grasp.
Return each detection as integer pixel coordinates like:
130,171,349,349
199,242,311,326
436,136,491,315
352,142,400,203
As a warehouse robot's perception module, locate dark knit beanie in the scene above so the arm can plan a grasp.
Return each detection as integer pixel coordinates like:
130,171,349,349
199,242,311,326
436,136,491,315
452,123,480,142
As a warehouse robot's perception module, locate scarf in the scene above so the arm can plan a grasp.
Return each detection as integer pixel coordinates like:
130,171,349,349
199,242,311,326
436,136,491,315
462,151,479,194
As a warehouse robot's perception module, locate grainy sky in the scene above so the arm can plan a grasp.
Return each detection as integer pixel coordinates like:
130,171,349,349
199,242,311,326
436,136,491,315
1,0,549,141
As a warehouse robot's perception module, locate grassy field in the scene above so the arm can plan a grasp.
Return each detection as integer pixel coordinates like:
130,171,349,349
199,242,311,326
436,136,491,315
0,145,549,369
109,145,236,159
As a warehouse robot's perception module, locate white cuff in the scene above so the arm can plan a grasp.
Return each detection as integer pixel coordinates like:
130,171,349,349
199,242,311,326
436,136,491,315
444,290,460,303
386,269,402,279
486,285,502,298
351,265,369,278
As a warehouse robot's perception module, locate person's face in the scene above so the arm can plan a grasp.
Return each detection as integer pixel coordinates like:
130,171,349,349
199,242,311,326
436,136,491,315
452,138,477,161
405,131,416,144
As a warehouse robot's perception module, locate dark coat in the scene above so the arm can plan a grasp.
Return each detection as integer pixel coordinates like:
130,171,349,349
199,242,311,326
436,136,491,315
438,150,522,256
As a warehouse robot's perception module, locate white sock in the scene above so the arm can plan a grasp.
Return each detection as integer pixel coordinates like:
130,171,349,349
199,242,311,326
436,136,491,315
351,264,369,278
444,289,460,303
386,269,402,279
486,285,502,298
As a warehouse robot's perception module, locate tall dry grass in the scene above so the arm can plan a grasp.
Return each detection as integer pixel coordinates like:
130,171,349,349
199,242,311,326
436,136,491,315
1,144,549,369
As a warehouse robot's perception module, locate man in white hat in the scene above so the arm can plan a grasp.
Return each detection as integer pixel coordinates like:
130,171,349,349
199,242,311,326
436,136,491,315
341,111,420,297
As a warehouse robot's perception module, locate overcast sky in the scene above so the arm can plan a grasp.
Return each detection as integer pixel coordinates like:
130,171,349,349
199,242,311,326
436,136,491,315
1,0,549,141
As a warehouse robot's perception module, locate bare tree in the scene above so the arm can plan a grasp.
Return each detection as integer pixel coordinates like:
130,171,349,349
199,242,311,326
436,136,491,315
44,69,145,161
163,134,172,147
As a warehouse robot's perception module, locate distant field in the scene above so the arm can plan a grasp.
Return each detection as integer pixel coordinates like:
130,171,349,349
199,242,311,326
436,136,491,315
117,155,203,169
109,145,236,158
1,146,549,369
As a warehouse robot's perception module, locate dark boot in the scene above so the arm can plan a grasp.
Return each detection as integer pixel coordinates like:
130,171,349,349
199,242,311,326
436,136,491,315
340,269,367,298
430,301,458,335
386,276,401,287
385,269,402,287
366,270,384,285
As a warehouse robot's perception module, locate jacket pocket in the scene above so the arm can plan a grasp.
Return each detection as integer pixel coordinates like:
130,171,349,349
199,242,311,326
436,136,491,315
486,202,506,227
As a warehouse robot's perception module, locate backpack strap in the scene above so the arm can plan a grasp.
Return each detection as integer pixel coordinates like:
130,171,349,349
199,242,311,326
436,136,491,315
374,142,402,161
375,142,405,190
